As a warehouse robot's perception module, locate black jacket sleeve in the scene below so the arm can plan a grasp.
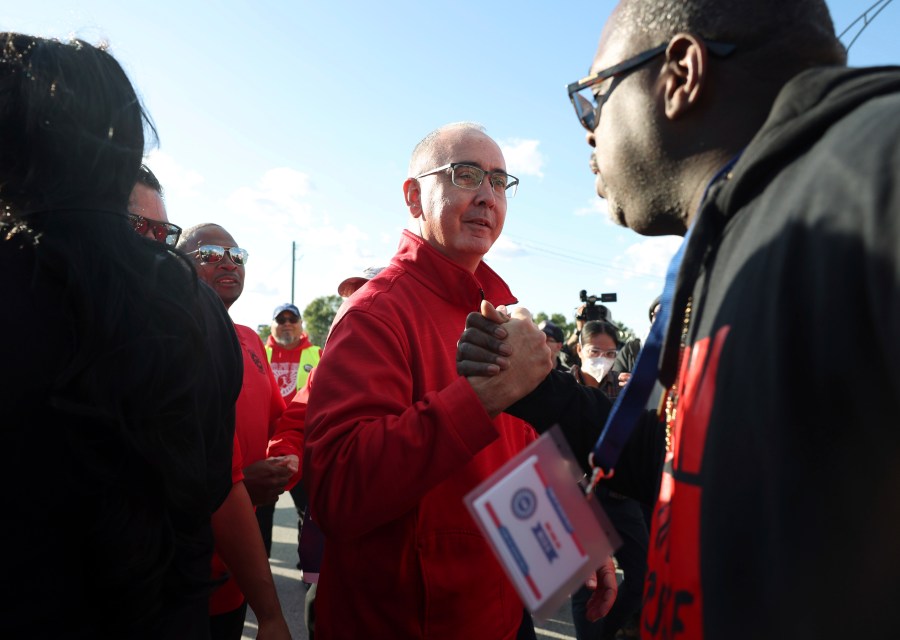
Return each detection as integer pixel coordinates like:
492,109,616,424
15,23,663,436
506,369,666,505
506,369,609,474
605,410,666,506
612,338,641,376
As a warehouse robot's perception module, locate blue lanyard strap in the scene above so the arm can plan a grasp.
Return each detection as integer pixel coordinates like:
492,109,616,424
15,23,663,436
586,227,689,479
586,155,741,489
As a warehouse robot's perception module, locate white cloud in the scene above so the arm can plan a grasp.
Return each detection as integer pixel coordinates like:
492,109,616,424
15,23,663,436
145,149,204,199
259,167,311,198
169,162,398,329
500,138,544,179
226,167,315,232
574,196,610,221
247,281,281,296
614,236,682,280
224,167,396,312
486,235,529,261
301,222,369,251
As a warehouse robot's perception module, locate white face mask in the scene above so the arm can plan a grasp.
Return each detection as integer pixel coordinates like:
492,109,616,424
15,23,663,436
582,356,615,382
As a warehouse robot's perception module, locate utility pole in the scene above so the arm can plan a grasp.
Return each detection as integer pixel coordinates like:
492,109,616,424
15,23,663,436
291,241,296,305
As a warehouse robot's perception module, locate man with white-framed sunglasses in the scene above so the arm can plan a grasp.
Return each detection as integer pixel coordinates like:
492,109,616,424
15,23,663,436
177,223,294,638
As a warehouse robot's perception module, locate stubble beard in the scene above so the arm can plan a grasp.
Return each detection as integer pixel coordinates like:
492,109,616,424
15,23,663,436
608,168,687,237
274,333,300,348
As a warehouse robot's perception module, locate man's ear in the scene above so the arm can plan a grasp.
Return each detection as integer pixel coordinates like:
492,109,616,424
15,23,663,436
662,34,708,120
403,178,423,218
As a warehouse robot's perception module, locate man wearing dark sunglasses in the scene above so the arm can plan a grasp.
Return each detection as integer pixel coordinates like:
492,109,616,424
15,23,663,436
262,300,321,576
266,302,321,403
127,164,182,246
456,1,900,638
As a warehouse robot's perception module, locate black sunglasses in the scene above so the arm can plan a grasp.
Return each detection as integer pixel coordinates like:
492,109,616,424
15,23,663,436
275,315,300,325
191,245,250,266
128,213,182,247
566,40,737,132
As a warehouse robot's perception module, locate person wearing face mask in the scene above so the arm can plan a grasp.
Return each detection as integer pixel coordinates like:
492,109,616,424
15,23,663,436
571,321,622,398
570,320,648,640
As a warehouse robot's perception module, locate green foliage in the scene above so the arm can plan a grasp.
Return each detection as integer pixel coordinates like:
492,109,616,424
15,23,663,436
535,310,635,345
533,311,577,342
303,295,344,346
614,320,636,344
549,313,574,338
257,324,271,343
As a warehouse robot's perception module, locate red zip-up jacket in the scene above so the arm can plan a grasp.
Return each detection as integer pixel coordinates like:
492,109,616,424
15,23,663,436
304,231,537,639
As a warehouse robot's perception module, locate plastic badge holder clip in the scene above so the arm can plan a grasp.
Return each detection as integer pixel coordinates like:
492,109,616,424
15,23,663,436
464,425,620,620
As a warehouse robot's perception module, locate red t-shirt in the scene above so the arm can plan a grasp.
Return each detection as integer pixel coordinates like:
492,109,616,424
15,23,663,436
210,324,286,615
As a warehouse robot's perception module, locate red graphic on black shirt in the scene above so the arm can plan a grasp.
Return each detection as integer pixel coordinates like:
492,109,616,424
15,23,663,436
643,325,730,639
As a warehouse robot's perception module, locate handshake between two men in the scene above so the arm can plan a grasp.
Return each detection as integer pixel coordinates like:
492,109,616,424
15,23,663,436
456,300,619,622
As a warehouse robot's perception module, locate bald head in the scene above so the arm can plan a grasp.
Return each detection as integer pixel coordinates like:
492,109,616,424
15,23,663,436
402,122,508,273
177,223,227,252
408,122,488,177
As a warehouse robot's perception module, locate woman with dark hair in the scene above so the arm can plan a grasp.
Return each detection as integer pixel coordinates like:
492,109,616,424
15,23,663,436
0,33,246,638
571,320,622,398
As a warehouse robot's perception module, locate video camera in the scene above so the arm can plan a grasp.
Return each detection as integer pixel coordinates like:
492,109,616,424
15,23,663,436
576,289,617,323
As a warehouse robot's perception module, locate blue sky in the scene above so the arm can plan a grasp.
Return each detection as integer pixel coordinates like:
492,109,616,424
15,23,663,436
5,1,896,334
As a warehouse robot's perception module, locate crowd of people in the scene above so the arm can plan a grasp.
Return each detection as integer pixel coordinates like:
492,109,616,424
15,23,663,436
4,0,899,638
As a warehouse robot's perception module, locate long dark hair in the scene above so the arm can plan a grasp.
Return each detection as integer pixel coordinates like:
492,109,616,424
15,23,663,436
1,33,213,631
580,320,621,348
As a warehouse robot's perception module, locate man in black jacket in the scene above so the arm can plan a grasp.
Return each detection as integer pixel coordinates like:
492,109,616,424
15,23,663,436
457,1,900,638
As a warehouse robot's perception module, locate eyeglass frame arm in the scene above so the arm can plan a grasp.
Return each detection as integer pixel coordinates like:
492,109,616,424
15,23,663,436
566,40,737,97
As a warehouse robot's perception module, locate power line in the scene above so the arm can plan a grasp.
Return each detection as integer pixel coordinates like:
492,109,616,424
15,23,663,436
503,232,672,283
839,0,895,51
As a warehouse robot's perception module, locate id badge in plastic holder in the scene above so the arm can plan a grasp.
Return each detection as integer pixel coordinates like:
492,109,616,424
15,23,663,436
464,425,620,620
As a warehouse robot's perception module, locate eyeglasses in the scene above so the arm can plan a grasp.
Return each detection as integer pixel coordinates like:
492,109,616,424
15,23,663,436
566,40,736,132
415,163,519,198
128,213,182,247
191,245,249,266
583,347,618,359
275,315,300,325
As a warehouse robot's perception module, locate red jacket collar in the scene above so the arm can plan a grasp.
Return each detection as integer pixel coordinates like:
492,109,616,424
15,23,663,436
386,230,517,309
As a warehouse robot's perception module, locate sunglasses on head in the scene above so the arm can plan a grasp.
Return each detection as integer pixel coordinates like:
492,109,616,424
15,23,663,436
128,213,182,247
192,245,249,266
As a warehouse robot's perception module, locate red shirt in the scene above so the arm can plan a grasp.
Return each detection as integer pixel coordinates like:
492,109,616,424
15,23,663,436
210,324,286,615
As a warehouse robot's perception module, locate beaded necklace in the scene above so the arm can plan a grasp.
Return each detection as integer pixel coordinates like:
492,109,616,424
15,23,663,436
661,297,693,452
